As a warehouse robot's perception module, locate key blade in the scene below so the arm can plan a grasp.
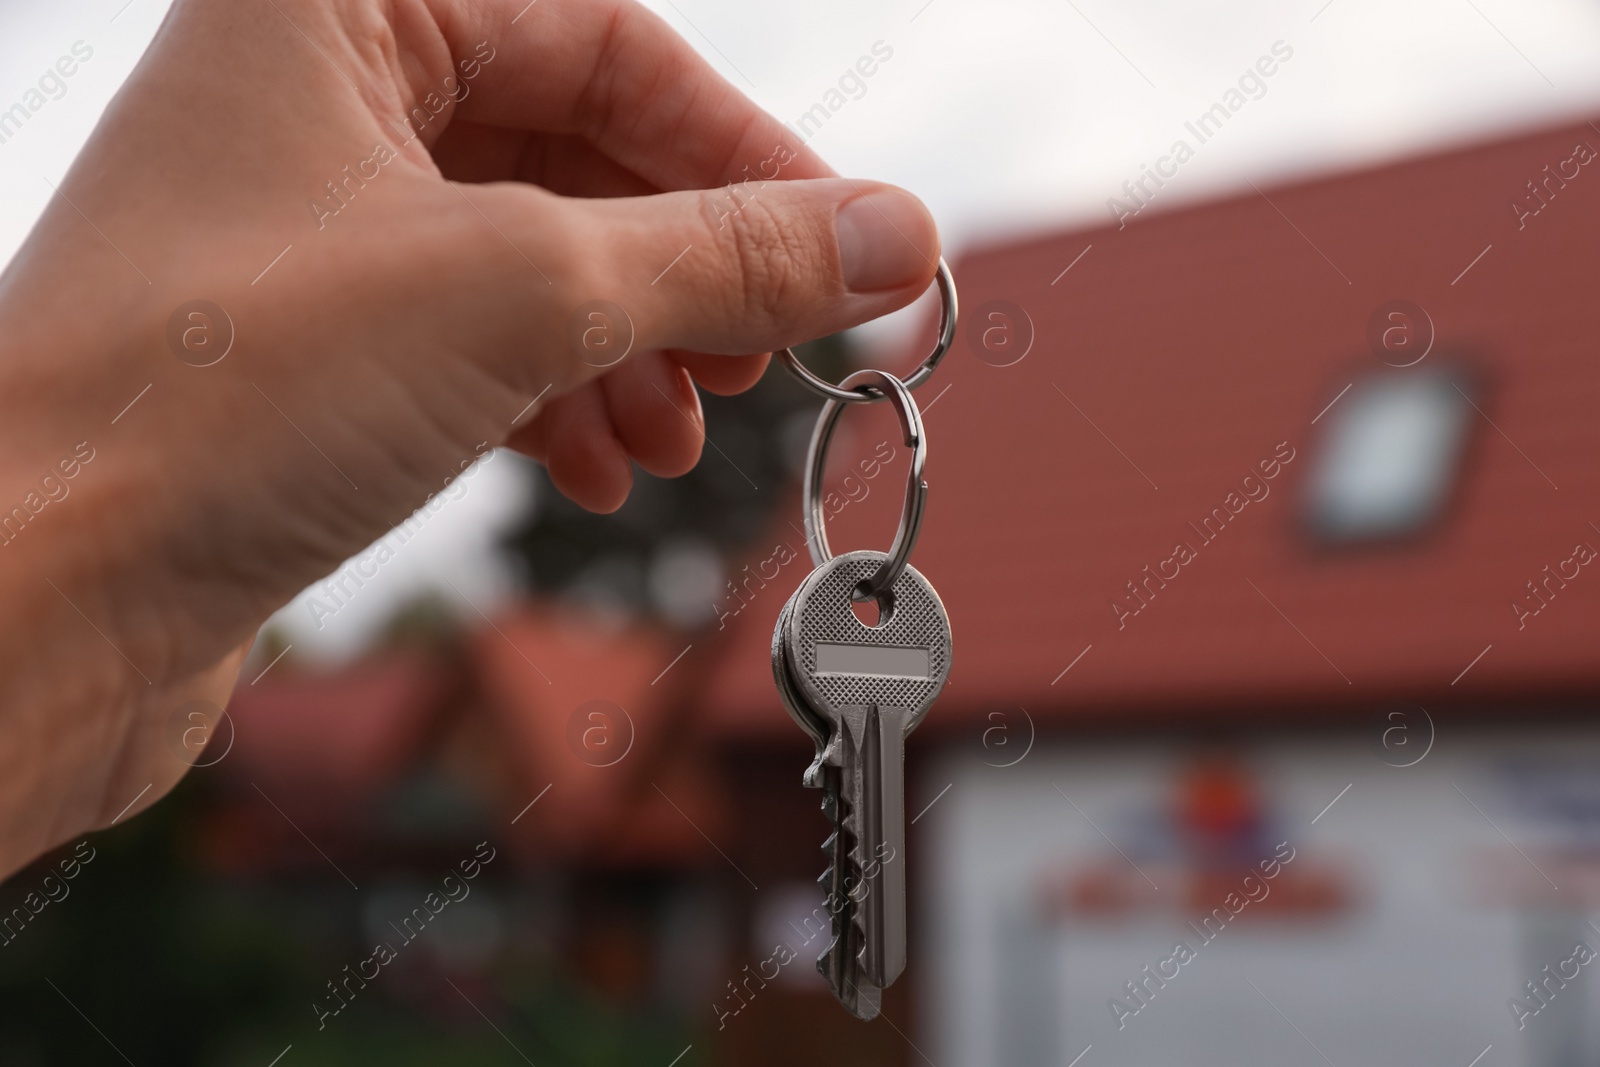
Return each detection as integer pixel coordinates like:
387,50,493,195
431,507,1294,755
859,704,909,989
832,705,903,993
816,766,879,1018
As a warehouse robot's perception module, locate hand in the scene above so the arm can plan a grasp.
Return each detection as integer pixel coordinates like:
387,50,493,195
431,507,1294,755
0,0,939,875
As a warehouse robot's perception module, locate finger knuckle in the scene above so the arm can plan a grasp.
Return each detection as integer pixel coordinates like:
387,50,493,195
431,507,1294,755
712,191,812,328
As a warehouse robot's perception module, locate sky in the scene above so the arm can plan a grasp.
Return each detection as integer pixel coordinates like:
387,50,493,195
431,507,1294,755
4,0,1600,660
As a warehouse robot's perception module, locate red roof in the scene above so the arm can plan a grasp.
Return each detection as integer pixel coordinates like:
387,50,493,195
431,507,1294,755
225,653,447,808
704,114,1600,731
223,617,736,869
470,609,733,865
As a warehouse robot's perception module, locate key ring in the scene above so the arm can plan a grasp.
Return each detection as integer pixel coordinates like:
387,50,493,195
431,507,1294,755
779,258,958,404
802,368,927,604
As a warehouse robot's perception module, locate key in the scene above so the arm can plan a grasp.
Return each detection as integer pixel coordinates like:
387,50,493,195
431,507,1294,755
785,548,952,1000
777,587,885,1016
775,593,874,1013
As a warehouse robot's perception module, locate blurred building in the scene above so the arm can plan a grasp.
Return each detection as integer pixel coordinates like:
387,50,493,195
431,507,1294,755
220,112,1600,1067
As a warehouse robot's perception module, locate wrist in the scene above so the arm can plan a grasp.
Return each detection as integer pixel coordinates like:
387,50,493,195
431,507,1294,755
0,288,195,875
0,561,135,878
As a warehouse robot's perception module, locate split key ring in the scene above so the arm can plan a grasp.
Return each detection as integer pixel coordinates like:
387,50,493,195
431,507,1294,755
779,258,957,404
802,368,927,605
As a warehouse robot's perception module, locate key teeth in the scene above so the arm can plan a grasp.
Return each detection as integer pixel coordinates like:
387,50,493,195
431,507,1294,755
818,772,866,1014
838,809,872,964
815,766,884,1020
818,939,842,977
839,834,895,1002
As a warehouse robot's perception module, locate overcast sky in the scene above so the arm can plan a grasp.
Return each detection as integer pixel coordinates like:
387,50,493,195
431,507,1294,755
5,0,1600,660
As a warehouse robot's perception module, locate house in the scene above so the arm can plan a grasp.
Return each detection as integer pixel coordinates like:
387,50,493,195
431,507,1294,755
700,108,1600,1067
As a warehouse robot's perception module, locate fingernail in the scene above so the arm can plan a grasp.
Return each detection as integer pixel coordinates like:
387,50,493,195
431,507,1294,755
835,188,938,293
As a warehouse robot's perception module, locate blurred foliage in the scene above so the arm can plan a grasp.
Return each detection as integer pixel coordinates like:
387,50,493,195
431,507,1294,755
502,336,853,624
376,590,464,651
0,775,704,1067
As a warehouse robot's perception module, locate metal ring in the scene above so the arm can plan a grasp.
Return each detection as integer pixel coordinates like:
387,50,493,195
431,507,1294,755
778,257,958,404
802,369,927,603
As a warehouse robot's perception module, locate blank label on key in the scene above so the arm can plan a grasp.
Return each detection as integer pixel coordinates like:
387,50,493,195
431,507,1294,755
813,643,932,679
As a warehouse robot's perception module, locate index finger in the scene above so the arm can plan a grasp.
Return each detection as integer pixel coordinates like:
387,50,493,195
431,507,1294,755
432,0,837,191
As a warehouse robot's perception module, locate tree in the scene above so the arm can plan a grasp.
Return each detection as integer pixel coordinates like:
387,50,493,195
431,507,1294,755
501,337,854,629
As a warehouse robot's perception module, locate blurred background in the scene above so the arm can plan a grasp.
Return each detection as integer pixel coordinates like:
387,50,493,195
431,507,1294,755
6,0,1600,1064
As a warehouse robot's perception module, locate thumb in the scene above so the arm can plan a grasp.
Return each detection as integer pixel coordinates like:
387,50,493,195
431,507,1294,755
567,178,940,360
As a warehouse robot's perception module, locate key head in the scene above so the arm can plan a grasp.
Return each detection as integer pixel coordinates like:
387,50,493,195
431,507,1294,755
786,550,951,733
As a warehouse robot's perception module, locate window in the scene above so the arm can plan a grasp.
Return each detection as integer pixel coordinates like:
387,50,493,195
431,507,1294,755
1305,366,1476,544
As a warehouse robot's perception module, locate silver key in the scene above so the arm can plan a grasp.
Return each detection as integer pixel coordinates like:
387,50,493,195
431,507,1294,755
774,591,877,1015
785,549,952,1000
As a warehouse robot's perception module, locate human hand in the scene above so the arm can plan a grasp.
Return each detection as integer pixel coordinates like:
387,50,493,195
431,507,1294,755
0,0,939,874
